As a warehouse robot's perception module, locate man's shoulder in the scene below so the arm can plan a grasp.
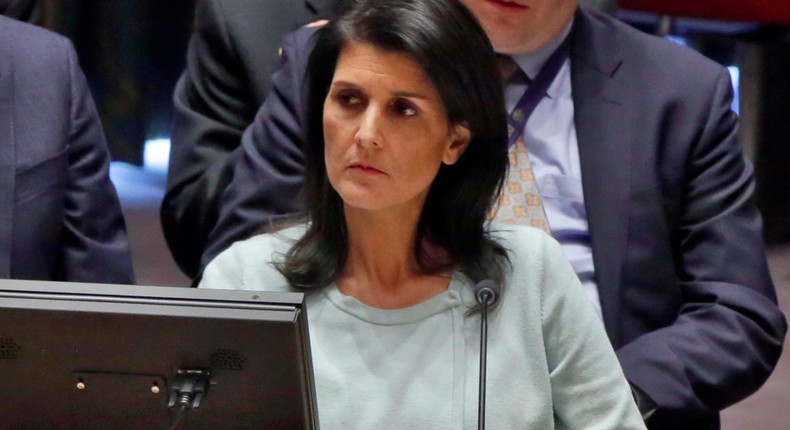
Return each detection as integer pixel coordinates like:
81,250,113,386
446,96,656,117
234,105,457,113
201,0,327,42
578,8,726,78
204,0,333,19
0,16,78,102
0,15,71,56
0,15,76,83
203,0,292,25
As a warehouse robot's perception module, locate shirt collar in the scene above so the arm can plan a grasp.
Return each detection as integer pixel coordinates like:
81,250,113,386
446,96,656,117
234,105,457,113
509,18,574,82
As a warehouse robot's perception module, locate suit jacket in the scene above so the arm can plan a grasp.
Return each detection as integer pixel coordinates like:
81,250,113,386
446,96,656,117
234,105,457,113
162,0,349,277
0,16,134,283
202,7,786,429
163,0,618,278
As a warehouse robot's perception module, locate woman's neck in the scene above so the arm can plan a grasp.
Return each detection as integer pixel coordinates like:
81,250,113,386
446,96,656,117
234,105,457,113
338,204,451,309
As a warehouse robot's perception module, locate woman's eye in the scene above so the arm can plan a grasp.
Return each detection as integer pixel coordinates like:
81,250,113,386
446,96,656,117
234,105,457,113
336,92,362,107
393,100,417,117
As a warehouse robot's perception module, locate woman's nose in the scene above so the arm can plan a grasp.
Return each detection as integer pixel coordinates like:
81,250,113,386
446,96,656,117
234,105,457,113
354,106,383,148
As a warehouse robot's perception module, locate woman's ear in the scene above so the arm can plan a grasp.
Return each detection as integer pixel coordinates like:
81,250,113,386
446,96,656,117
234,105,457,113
442,123,472,165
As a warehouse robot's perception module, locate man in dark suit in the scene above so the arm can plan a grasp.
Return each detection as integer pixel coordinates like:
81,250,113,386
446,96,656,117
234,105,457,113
162,0,349,277
0,16,134,283
199,0,786,428
163,0,617,278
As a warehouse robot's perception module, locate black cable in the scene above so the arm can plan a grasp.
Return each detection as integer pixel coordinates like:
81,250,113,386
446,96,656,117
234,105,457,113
477,293,490,430
474,280,500,430
165,369,211,430
167,402,189,430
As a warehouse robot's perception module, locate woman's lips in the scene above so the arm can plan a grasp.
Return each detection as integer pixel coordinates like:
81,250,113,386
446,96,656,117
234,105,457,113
349,163,385,175
485,0,528,11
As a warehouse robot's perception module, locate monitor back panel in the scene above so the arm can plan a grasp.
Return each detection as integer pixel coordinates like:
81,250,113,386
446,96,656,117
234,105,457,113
0,280,318,430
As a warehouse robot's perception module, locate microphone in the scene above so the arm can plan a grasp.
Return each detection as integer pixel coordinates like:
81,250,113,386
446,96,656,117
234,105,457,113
474,280,501,430
475,280,500,306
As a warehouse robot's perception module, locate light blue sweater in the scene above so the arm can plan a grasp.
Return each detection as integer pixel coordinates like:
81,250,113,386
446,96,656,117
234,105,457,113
201,224,646,429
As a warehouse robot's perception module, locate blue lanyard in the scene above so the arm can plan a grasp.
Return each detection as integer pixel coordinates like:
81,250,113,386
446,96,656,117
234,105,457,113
506,34,572,147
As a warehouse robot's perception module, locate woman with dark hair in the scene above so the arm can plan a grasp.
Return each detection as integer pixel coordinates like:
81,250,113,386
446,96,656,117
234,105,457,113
201,0,645,428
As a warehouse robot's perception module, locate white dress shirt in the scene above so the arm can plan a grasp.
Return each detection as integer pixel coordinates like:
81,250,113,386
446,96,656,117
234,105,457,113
504,21,602,319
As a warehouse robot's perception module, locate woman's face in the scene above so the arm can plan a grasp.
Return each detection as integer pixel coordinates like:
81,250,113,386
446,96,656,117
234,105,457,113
323,41,470,215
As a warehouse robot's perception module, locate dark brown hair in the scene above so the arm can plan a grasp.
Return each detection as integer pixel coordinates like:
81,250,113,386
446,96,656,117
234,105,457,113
278,0,510,291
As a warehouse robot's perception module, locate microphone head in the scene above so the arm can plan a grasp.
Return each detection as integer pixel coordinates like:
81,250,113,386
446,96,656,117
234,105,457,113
474,280,501,305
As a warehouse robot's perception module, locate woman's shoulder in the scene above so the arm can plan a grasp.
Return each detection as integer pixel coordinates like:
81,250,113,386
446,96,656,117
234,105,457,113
233,224,305,254
220,224,304,264
486,222,575,295
487,222,559,262
199,224,307,291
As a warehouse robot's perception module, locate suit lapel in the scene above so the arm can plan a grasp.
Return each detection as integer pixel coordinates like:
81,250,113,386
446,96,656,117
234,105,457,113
0,25,15,278
571,9,631,345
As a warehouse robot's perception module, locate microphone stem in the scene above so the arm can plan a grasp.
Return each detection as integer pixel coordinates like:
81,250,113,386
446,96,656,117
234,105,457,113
478,296,490,430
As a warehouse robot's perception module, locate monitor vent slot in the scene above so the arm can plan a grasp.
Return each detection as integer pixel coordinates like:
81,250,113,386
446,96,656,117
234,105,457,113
0,338,21,359
210,349,247,370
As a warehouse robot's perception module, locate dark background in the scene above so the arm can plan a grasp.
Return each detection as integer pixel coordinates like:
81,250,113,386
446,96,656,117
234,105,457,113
40,0,196,164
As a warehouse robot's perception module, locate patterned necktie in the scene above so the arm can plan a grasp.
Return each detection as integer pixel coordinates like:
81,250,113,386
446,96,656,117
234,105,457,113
492,56,551,234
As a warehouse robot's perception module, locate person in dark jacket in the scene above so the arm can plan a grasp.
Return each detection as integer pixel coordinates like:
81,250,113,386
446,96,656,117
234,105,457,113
0,15,134,284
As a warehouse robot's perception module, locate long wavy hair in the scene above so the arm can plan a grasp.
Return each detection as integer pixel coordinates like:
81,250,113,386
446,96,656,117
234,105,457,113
277,0,511,293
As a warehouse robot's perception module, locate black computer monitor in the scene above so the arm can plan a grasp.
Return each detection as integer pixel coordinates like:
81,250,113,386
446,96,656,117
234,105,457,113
0,279,318,430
